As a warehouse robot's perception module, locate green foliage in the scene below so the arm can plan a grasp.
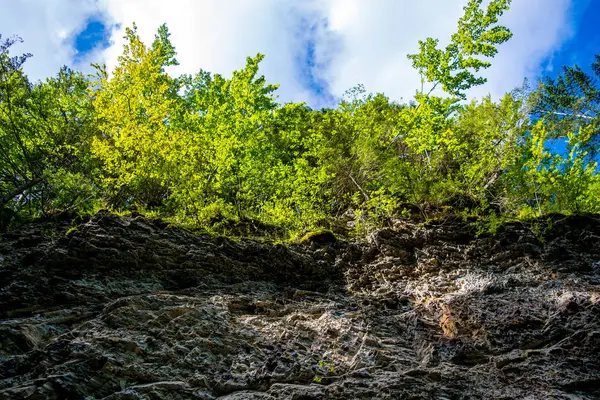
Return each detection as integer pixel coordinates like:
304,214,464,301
529,54,600,160
297,228,336,245
408,0,512,99
504,121,600,218
0,34,97,221
313,359,335,384
90,24,182,208
2,5,599,238
65,224,79,237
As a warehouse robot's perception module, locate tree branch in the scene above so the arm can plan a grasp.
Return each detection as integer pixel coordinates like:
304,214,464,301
0,176,43,207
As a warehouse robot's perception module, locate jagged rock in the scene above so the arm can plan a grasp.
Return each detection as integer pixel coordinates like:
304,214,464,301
1,212,600,399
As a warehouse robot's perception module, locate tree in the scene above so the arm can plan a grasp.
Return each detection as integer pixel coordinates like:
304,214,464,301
90,24,182,208
530,54,600,160
0,35,96,222
0,35,36,209
407,0,513,99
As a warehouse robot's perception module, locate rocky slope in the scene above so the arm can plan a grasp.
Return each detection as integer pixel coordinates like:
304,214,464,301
1,211,600,399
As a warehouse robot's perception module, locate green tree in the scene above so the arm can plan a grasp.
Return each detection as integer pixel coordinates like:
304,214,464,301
90,24,182,208
530,54,600,160
0,34,97,224
408,0,513,99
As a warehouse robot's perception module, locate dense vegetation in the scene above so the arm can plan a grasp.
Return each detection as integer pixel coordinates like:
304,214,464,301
1,0,599,238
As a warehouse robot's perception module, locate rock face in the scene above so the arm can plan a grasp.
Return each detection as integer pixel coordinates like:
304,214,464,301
1,211,600,399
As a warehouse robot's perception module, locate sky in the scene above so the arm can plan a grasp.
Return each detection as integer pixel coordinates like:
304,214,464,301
1,0,598,109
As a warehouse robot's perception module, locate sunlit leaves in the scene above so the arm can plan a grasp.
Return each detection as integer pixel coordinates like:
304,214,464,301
0,37,96,216
407,0,513,99
4,11,600,238
90,24,181,205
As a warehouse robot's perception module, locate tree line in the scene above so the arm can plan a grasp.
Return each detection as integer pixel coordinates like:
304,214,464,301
1,0,599,237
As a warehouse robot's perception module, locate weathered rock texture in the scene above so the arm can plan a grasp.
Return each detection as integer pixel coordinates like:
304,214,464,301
1,211,600,399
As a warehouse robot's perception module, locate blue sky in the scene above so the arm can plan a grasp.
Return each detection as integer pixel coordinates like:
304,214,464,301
292,17,338,108
1,0,596,109
73,17,112,63
526,0,599,158
542,0,599,80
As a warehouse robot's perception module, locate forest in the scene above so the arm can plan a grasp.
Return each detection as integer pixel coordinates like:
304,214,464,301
1,0,599,239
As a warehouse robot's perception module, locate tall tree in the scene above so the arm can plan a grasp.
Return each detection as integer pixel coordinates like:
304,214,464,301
407,0,513,99
530,54,600,160
90,24,182,208
0,35,96,221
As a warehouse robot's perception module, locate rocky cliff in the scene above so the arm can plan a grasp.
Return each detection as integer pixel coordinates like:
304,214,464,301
1,211,600,399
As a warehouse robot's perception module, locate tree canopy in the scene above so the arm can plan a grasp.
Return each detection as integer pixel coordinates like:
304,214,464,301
1,0,598,237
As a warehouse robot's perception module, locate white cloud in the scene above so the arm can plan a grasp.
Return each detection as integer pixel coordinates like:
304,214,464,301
1,0,576,106
98,0,327,105
316,0,575,102
0,0,103,81
325,0,463,98
467,0,575,99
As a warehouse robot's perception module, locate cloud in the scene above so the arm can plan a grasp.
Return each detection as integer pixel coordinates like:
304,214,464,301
318,0,464,102
466,0,575,99
98,0,335,106
315,0,576,102
0,0,106,81
1,0,577,106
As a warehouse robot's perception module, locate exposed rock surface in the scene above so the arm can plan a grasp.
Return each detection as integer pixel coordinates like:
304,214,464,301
1,211,600,399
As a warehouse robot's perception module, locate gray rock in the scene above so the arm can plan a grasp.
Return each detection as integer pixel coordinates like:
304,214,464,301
1,212,599,399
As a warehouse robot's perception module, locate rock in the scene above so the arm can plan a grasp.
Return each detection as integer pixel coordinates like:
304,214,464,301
217,391,275,399
0,212,599,398
267,383,325,399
